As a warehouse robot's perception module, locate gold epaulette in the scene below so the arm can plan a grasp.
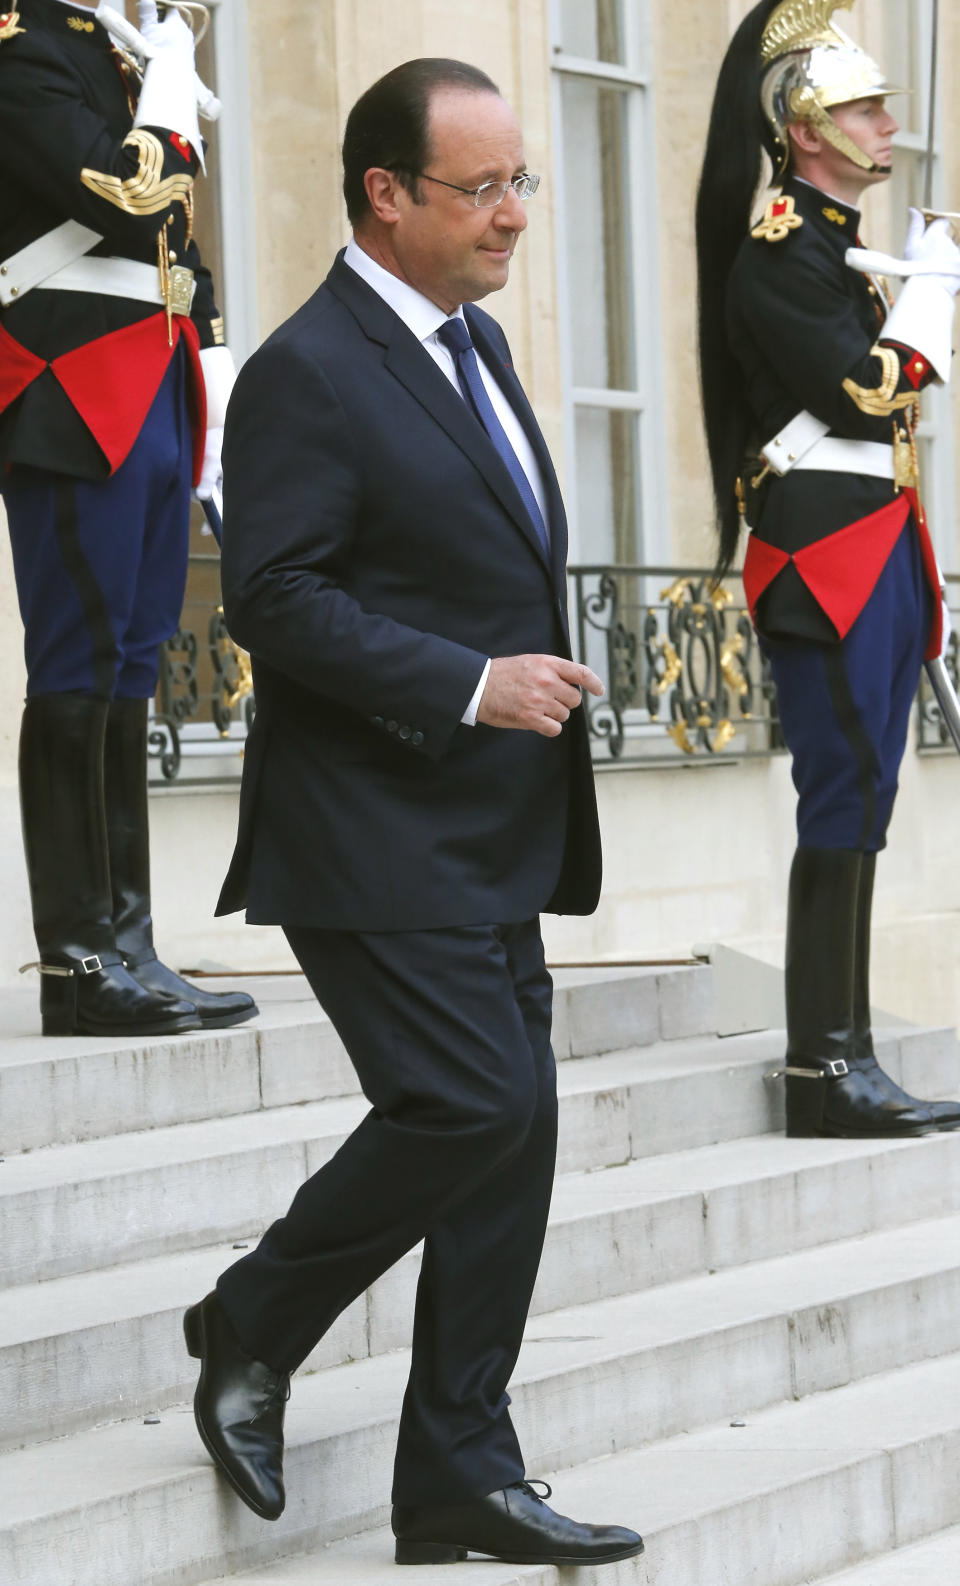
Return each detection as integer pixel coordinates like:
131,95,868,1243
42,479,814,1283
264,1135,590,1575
751,194,804,244
0,11,25,43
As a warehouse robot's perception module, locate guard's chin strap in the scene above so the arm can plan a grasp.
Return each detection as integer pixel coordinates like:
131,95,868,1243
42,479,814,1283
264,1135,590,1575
791,88,880,173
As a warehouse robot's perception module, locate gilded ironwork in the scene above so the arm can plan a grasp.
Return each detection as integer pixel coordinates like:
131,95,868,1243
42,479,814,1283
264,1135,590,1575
210,607,254,734
150,558,953,779
571,565,784,764
151,551,255,782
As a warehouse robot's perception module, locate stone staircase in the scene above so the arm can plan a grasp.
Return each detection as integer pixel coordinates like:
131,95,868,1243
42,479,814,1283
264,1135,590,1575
2,963,960,1586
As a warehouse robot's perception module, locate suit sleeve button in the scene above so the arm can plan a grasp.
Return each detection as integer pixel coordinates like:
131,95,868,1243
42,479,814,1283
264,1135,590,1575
373,715,384,729
411,731,424,747
386,720,398,733
398,724,412,740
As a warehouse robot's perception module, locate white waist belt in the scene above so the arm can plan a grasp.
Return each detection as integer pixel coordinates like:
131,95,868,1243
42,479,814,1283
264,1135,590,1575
762,410,894,481
788,437,895,480
0,219,102,306
36,256,195,308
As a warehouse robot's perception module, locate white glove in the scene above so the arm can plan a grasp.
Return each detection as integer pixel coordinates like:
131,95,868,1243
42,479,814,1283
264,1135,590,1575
199,344,236,428
95,5,221,121
882,213,958,382
193,345,237,501
133,4,205,171
903,208,960,298
194,425,223,501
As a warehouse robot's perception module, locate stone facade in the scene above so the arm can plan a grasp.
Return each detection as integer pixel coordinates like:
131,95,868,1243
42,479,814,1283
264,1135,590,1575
2,0,959,1029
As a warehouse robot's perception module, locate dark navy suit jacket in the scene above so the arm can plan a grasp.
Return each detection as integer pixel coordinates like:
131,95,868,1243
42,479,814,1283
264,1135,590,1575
216,252,601,931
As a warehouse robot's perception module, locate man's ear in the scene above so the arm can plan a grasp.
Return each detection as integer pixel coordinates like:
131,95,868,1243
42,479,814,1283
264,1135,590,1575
364,168,403,224
787,119,822,157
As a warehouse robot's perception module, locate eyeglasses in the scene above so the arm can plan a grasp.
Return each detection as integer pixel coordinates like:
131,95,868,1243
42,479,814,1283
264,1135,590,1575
415,171,541,208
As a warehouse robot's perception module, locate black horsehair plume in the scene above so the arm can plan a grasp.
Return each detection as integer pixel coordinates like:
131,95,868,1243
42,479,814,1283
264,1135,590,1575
695,0,783,578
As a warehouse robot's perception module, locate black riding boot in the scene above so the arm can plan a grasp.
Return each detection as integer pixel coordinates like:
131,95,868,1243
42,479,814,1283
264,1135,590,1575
18,694,200,1037
104,698,258,1030
784,847,937,1138
850,853,960,1133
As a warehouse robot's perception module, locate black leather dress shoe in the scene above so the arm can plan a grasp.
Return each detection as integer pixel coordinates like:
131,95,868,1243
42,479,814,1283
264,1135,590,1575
126,949,259,1029
392,1480,644,1566
184,1291,288,1521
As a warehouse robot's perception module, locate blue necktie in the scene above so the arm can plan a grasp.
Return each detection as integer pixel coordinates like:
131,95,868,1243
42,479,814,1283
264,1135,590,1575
436,317,549,556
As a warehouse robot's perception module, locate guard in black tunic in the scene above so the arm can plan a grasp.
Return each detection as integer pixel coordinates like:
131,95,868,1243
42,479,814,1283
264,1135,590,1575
0,0,255,1034
696,0,960,1137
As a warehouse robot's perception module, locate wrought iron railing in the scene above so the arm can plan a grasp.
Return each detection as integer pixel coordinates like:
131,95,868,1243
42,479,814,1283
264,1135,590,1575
917,573,960,753
150,560,960,782
150,552,254,783
569,565,785,765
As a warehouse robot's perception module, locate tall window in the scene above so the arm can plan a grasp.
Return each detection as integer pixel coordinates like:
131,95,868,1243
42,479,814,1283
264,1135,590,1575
550,0,664,566
122,0,257,359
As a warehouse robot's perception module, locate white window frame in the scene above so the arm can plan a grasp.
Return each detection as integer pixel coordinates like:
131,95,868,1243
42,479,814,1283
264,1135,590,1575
549,0,667,567
207,0,259,365
885,0,957,567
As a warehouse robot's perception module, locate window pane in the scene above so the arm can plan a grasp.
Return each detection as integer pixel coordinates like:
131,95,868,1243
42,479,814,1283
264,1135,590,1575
575,406,642,563
883,0,927,139
191,24,224,297
558,0,627,65
148,6,231,752
888,151,928,248
560,78,636,389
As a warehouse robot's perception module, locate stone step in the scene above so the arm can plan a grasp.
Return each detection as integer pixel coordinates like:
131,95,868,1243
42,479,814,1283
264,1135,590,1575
6,1342,960,1586
4,1131,960,1451
812,1524,960,1584
195,1366,960,1586
2,1221,960,1586
0,964,717,1154
4,1023,954,1287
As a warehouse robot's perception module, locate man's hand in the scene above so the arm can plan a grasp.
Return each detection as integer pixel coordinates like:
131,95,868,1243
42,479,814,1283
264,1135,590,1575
904,208,960,295
136,2,193,52
477,655,604,737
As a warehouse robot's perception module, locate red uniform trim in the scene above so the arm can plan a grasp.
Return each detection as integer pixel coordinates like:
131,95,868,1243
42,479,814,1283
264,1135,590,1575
52,316,180,474
743,492,941,655
177,315,206,488
0,322,46,411
902,486,944,661
792,495,909,639
742,534,790,619
0,314,205,481
881,341,932,392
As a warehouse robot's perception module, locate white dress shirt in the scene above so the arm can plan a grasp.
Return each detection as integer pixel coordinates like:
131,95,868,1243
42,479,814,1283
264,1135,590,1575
344,237,550,724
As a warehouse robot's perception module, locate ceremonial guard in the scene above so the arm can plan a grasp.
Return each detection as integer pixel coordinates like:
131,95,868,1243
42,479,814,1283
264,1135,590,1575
697,0,960,1137
0,0,255,1034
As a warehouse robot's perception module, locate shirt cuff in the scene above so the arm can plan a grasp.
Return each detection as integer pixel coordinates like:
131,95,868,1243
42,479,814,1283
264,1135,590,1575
461,659,492,726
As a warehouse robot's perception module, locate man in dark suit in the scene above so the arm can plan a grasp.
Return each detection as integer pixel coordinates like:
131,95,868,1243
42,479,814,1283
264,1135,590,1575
183,57,643,1570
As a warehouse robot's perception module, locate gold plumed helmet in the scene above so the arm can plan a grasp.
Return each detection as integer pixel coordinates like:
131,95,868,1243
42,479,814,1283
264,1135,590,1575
760,0,904,180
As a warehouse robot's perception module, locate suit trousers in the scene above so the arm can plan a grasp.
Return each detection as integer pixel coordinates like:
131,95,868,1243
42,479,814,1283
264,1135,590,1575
216,917,557,1505
763,521,931,853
